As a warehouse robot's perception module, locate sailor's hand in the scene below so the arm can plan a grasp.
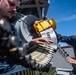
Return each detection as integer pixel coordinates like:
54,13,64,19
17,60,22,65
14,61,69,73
66,57,76,64
31,37,53,44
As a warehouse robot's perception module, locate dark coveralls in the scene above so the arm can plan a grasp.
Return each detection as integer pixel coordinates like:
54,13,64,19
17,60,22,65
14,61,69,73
0,24,26,75
57,34,76,74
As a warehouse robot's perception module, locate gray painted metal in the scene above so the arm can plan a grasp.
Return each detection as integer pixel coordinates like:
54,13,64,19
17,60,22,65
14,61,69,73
52,45,74,69
52,45,74,75
18,0,50,19
15,15,39,42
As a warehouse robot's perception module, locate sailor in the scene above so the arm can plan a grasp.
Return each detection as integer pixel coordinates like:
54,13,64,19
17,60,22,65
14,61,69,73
0,0,52,74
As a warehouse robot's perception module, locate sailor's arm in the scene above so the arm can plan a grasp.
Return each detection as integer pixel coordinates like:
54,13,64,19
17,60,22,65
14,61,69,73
57,33,76,45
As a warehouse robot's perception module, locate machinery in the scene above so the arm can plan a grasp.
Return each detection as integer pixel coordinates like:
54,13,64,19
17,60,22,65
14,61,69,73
14,0,52,43
13,0,58,75
12,0,74,75
17,0,50,19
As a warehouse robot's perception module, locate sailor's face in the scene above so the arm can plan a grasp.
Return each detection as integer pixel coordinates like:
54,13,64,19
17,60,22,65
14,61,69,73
0,0,20,19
